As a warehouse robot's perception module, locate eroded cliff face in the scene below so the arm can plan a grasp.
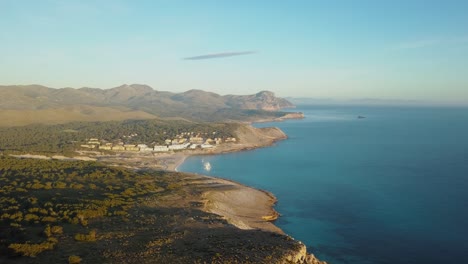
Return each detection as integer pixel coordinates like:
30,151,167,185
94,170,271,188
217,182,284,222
226,91,295,111
234,125,287,147
281,242,327,264
278,112,305,120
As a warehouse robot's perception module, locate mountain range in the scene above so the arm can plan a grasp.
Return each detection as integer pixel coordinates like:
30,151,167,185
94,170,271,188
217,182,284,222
0,84,295,126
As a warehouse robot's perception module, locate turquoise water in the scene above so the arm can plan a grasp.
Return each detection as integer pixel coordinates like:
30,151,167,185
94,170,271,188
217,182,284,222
178,105,468,264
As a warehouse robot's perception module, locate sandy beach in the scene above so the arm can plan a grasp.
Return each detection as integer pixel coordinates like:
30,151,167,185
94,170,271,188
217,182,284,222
97,125,288,233
10,125,289,234
166,125,288,233
6,124,325,263
201,177,283,233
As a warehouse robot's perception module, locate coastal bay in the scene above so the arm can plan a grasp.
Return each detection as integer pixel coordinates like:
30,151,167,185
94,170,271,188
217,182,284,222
2,120,327,263
179,105,468,264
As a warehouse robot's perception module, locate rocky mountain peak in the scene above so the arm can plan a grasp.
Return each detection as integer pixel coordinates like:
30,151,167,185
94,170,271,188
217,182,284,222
113,84,154,93
0,84,296,122
255,91,275,98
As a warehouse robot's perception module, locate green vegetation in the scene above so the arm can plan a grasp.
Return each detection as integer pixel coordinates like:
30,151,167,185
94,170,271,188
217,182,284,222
0,156,169,261
68,255,82,264
74,230,97,242
7,240,56,257
0,156,310,263
0,119,238,155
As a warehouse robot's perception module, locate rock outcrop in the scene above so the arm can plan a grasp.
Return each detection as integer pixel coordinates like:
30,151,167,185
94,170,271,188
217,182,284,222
234,125,287,147
225,91,295,111
283,242,327,264
277,112,305,120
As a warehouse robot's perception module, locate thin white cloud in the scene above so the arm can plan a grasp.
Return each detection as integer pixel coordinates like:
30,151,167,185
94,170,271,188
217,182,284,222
183,51,257,60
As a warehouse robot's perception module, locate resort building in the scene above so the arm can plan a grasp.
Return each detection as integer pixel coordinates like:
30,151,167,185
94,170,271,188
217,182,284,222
189,136,204,144
111,145,125,151
138,144,153,152
154,145,169,152
87,138,101,145
204,138,215,145
99,145,112,150
124,145,140,151
172,138,187,144
80,144,96,149
169,143,190,150
189,144,198,149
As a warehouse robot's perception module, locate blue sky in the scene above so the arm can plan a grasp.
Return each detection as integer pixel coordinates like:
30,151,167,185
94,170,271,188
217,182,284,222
1,0,467,104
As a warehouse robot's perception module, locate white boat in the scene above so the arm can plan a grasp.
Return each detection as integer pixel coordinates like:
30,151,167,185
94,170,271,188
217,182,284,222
203,162,211,171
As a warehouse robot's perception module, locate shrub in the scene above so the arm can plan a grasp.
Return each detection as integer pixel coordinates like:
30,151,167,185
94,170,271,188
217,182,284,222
51,225,63,235
24,213,40,221
8,241,55,257
44,225,52,237
74,230,96,242
68,255,82,264
41,216,57,223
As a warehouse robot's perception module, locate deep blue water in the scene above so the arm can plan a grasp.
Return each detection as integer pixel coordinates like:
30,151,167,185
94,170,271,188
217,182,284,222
178,105,468,264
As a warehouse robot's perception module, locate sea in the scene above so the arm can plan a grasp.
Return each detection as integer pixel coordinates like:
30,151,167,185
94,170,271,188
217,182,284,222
178,105,468,264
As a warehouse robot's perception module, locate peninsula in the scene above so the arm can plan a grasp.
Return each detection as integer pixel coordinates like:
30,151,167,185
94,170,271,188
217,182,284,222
0,84,325,263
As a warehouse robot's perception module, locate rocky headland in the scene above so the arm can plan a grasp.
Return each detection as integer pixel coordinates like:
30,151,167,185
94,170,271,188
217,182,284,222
8,124,325,263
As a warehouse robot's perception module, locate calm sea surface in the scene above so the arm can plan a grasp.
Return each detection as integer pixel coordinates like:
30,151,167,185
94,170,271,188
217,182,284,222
178,105,468,264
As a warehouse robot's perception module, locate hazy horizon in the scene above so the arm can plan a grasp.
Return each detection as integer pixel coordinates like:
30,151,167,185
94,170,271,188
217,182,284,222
1,1,467,105
2,83,467,107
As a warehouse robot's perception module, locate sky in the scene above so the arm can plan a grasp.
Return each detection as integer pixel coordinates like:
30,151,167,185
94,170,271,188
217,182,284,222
1,0,468,104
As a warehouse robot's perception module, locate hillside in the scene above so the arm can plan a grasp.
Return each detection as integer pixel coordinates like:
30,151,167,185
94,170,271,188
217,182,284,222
0,106,157,127
0,157,325,264
0,84,296,126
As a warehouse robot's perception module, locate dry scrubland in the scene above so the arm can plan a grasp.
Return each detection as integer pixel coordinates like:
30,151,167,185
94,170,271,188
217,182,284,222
0,106,157,127
0,157,324,264
0,85,293,126
0,85,323,263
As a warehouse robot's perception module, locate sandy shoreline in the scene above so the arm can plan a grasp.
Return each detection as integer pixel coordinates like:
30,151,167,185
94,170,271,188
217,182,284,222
165,124,327,263
202,179,283,233
10,125,288,233
6,123,326,263
166,125,288,233
173,155,187,172
99,125,288,233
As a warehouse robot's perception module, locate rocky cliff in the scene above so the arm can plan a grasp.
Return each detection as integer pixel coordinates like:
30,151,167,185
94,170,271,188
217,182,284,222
283,242,327,264
225,91,295,111
0,85,294,112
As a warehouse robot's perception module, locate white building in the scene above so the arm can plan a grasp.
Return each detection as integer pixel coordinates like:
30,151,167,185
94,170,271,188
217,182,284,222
225,137,237,143
201,144,214,149
168,143,190,150
138,144,153,152
153,145,169,152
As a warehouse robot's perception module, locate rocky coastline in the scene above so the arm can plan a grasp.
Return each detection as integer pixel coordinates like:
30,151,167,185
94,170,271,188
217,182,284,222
171,124,326,264
252,111,305,123
7,122,326,263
